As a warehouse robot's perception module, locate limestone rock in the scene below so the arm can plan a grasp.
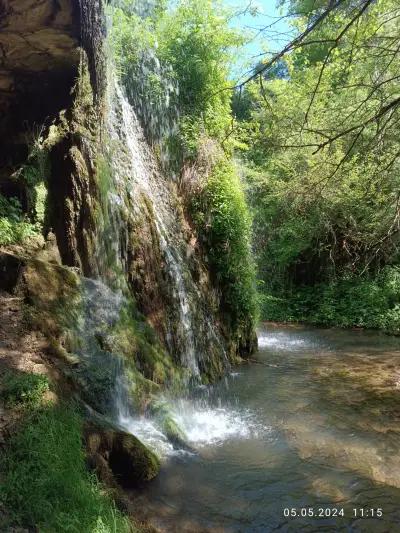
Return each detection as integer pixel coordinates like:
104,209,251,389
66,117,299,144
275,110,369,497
84,418,160,488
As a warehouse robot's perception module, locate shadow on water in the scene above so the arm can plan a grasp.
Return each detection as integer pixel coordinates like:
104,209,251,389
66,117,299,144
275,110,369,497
130,323,400,532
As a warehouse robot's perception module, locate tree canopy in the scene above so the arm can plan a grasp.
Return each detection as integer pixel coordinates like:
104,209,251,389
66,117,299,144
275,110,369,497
234,0,400,331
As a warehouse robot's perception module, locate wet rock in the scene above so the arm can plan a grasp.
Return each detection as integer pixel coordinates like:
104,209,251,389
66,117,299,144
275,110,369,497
84,418,160,488
150,401,193,451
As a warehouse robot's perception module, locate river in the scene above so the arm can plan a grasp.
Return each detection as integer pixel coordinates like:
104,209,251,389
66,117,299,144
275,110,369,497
130,323,400,532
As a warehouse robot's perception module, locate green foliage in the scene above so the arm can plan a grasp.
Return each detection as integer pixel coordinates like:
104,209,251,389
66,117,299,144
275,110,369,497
109,0,243,154
109,6,156,79
0,403,131,532
109,1,258,335
0,140,48,247
261,267,400,335
0,194,40,246
156,0,242,144
108,3,176,148
191,160,257,327
237,0,400,330
0,372,49,407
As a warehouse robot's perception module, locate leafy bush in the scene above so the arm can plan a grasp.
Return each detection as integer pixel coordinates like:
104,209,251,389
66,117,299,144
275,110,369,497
1,372,49,407
234,0,400,333
191,160,257,327
108,3,177,148
0,403,131,532
0,194,42,246
156,0,242,146
109,0,242,156
261,267,400,335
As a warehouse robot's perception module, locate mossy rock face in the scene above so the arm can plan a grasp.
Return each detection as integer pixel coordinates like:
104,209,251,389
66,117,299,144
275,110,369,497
109,432,160,485
22,255,81,337
162,416,190,450
84,420,160,488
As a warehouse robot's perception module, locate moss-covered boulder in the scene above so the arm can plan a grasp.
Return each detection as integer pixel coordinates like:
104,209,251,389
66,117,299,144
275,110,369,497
84,419,160,488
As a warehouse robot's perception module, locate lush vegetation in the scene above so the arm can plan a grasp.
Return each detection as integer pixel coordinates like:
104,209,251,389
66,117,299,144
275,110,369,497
0,145,48,247
0,371,49,407
0,382,131,533
191,159,257,327
109,0,258,331
234,0,400,332
108,0,400,334
0,194,35,245
261,267,400,334
2,2,398,335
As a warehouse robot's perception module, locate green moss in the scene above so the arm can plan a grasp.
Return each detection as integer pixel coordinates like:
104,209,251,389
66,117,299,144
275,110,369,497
70,61,98,140
0,403,132,532
109,301,184,390
95,156,113,208
117,432,160,482
190,159,258,330
24,259,82,338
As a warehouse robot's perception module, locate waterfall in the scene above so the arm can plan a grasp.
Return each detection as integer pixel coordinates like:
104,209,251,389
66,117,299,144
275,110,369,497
154,217,200,377
71,4,231,450
104,80,225,378
68,79,237,455
72,278,127,414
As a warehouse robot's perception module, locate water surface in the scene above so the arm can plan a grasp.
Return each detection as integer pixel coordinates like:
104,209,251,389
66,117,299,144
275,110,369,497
131,324,400,532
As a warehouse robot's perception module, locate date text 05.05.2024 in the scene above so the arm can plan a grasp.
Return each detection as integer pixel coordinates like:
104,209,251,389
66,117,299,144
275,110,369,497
283,508,383,518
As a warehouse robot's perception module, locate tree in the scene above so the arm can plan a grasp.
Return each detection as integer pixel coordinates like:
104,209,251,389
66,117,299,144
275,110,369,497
238,0,400,307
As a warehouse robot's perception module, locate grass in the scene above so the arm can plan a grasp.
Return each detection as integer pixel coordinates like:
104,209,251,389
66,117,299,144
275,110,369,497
0,400,132,532
0,371,49,407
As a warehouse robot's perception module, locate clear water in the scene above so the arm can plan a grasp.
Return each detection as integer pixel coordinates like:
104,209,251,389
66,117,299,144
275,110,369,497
130,324,400,532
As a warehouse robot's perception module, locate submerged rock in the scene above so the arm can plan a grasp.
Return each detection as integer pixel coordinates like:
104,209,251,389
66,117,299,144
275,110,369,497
150,400,193,451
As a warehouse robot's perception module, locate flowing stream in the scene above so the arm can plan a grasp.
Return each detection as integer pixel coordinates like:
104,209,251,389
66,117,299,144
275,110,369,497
128,324,400,532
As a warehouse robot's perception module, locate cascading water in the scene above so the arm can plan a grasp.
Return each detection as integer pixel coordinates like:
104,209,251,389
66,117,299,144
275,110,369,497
105,80,225,378
72,3,249,457
79,77,255,455
154,217,200,378
99,81,227,451
72,277,127,414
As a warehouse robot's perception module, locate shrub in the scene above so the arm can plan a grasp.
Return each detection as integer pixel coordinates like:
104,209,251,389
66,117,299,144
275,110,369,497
0,194,42,246
261,266,400,335
1,372,49,407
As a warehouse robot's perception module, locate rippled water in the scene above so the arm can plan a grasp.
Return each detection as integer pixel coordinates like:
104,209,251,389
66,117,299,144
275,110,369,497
131,324,400,532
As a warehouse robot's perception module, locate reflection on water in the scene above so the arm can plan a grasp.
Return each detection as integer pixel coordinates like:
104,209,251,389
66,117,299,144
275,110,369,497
131,324,400,532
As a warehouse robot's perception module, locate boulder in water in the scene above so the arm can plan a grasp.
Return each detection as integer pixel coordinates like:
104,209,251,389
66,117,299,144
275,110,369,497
150,400,194,451
84,419,160,488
